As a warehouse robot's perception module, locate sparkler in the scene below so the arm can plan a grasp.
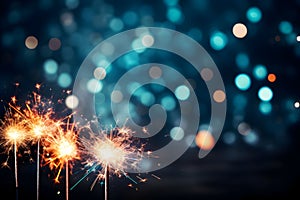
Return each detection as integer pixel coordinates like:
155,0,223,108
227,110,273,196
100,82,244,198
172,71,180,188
0,105,29,200
77,125,145,200
7,84,63,200
1,84,82,200
42,119,80,200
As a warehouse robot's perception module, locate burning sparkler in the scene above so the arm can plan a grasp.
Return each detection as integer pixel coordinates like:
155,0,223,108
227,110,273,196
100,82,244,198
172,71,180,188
0,105,29,200
42,119,80,200
77,125,145,200
7,84,64,200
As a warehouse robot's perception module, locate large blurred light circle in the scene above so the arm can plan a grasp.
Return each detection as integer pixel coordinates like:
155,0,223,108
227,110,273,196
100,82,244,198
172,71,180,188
25,36,38,49
210,31,228,51
161,96,176,111
259,101,272,114
43,59,58,74
195,130,215,151
235,73,251,91
232,23,248,38
253,64,267,80
87,79,103,93
279,21,293,35
258,86,273,101
246,7,262,23
65,95,79,109
58,73,72,88
170,127,185,141
175,85,190,100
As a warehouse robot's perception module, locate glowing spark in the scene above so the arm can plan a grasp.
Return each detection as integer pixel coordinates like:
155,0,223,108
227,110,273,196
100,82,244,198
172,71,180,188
0,107,29,192
42,119,80,200
0,108,28,156
42,122,79,183
8,89,64,200
72,124,145,198
82,126,144,181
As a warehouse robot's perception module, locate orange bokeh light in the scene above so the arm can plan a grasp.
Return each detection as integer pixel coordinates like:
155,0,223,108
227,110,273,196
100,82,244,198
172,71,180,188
268,73,276,82
195,130,215,150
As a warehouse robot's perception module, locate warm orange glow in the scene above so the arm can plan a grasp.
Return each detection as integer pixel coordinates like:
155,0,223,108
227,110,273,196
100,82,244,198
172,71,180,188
0,108,28,152
195,130,215,150
80,126,145,190
25,36,38,49
268,73,276,82
43,124,79,183
94,139,126,169
232,23,248,38
213,90,226,103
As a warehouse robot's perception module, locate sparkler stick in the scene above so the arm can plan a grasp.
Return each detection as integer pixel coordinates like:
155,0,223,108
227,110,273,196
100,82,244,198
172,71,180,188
36,138,40,200
104,163,109,200
14,139,18,200
66,159,69,200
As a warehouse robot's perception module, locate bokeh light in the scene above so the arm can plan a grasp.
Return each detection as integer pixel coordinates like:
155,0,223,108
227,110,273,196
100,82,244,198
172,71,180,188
161,96,176,111
140,91,155,106
166,7,183,24
267,73,276,83
222,131,236,145
235,73,251,91
87,78,103,93
213,90,226,103
246,7,262,23
258,86,273,101
210,31,228,50
57,72,72,88
142,34,154,47
170,127,184,141
279,21,293,34
175,85,190,100
149,66,162,79
237,122,251,135
253,64,267,80
195,130,215,151
259,101,272,114
65,95,79,109
243,131,259,145
48,38,61,51
232,23,248,38
200,68,213,81
43,59,58,75
25,36,38,49
111,90,123,103
93,67,107,80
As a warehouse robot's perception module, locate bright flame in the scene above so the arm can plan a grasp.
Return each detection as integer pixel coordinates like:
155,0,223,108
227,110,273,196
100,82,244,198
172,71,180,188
43,123,80,183
78,125,145,190
0,108,28,154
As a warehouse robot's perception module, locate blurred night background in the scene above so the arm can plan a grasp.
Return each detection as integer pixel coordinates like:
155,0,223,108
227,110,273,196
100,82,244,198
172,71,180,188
1,0,300,199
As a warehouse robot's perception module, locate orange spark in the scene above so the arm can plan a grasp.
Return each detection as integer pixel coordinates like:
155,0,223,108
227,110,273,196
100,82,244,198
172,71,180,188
79,125,145,189
42,121,80,183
